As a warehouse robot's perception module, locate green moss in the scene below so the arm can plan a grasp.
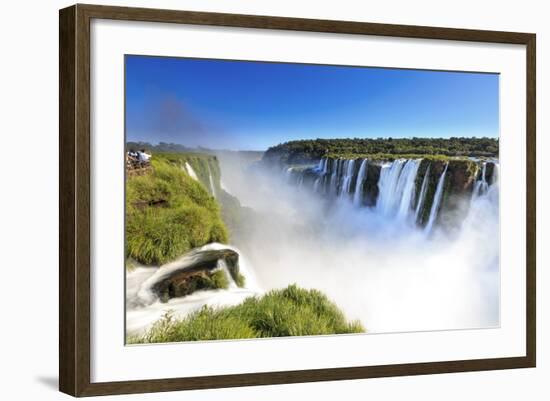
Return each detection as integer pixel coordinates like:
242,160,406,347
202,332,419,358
234,272,246,288
129,285,365,343
126,156,228,265
210,269,230,289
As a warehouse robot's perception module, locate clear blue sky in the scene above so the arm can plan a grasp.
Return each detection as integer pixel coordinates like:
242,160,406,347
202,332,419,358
125,55,499,151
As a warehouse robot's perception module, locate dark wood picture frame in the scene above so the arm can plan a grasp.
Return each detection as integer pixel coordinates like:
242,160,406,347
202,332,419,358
59,3,536,397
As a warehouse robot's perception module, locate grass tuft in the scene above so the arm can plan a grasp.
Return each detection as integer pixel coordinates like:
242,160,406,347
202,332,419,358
129,284,365,343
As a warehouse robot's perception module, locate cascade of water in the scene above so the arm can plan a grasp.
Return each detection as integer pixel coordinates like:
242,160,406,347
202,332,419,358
376,160,405,214
208,165,217,198
217,259,237,289
297,172,305,188
353,159,369,206
396,160,422,219
329,159,343,196
285,167,294,183
313,176,321,193
414,165,430,223
126,243,261,335
492,162,499,185
313,158,327,193
184,162,199,181
317,158,326,173
339,160,347,195
341,159,356,196
425,163,448,234
472,162,488,199
376,159,421,219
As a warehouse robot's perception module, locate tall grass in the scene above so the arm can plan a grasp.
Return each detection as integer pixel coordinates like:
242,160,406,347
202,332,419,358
129,285,365,343
126,157,228,265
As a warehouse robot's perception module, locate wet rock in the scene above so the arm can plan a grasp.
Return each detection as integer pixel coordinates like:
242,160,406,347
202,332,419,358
151,248,240,302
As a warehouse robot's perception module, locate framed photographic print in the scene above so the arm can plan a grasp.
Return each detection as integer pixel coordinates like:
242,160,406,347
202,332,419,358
59,4,536,397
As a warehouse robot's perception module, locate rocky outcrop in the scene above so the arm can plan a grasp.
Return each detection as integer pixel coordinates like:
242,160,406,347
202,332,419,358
412,159,479,226
148,248,242,303
361,164,381,207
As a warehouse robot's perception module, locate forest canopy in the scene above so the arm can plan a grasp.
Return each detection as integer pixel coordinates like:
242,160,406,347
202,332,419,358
263,137,499,165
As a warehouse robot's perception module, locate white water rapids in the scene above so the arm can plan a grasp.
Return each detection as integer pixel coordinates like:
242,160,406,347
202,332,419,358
126,243,261,334
353,159,369,206
377,159,421,220
425,163,448,235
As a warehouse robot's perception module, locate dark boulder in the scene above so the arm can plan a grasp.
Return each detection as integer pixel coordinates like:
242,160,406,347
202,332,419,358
151,248,240,302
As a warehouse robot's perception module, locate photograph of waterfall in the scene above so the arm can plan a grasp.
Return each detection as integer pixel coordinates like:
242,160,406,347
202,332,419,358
124,55,500,344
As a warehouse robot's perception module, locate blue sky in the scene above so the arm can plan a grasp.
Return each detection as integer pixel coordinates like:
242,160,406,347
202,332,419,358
125,55,499,151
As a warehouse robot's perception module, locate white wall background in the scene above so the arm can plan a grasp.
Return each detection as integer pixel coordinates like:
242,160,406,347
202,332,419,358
0,0,546,399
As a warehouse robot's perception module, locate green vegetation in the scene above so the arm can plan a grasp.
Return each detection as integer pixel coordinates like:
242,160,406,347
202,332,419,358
412,158,480,227
263,137,499,165
155,152,221,196
126,155,228,265
127,147,261,243
152,152,252,243
159,270,230,303
129,285,364,343
210,269,230,289
327,153,458,162
234,272,246,288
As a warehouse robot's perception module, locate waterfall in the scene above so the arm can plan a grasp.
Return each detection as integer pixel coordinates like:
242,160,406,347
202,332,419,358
341,159,356,196
126,243,262,334
329,159,343,196
221,180,231,194
315,158,326,173
297,172,305,188
207,165,217,198
313,176,321,193
283,157,495,234
414,165,430,222
184,162,199,181
376,159,421,220
353,159,369,206
217,258,237,289
285,167,294,181
472,162,489,199
313,158,329,194
377,160,405,214
396,160,422,219
425,164,448,234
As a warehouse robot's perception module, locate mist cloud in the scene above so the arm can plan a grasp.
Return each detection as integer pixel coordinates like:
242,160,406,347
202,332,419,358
217,155,499,333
